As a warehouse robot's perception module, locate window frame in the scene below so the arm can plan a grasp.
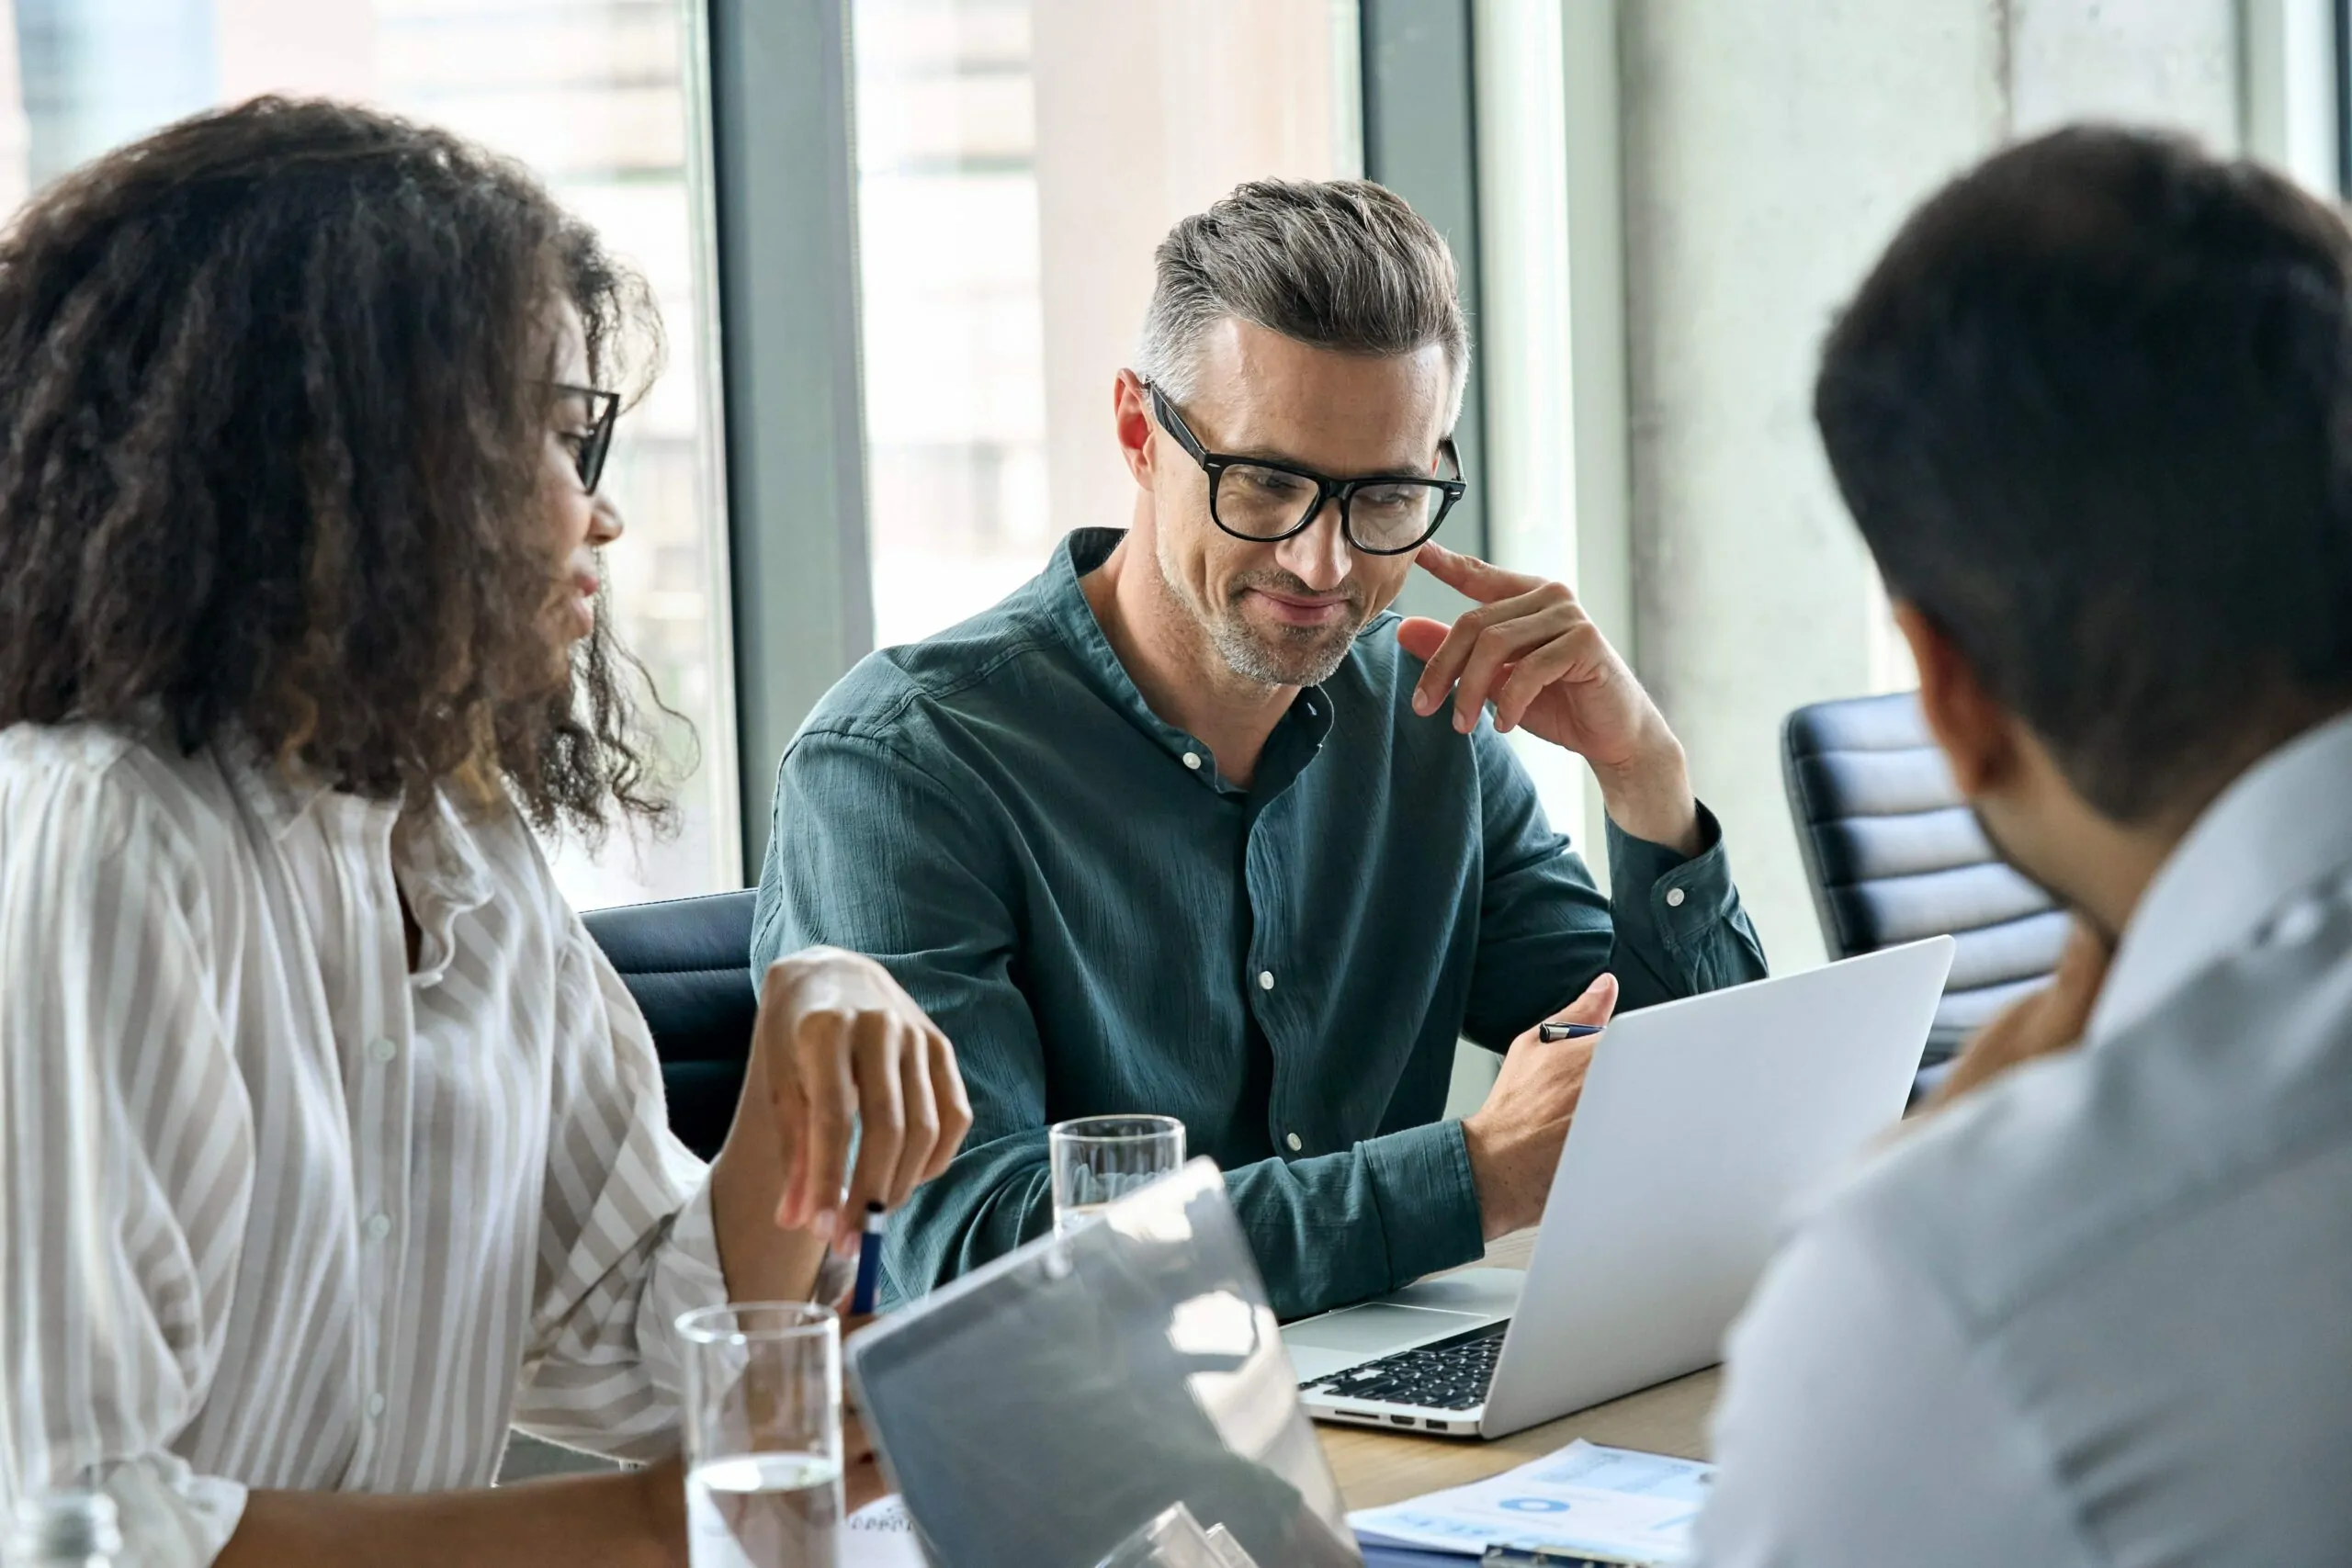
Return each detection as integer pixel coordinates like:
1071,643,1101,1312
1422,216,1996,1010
1360,0,1492,620
707,0,876,874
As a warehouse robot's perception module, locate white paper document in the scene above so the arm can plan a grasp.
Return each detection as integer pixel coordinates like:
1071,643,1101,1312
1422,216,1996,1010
1346,1440,1714,1563
843,1494,927,1567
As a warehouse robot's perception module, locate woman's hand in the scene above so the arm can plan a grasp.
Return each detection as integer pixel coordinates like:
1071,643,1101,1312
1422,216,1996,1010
753,948,975,1247
710,947,972,1303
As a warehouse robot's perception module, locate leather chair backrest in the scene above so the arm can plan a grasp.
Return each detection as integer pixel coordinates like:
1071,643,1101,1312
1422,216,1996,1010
1782,692,2066,1066
581,889,757,1162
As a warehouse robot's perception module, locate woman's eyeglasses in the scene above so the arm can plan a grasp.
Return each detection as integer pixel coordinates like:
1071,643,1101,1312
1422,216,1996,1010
552,383,621,496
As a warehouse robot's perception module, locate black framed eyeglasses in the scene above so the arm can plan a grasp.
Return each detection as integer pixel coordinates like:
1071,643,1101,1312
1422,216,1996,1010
552,382,621,496
1145,379,1466,555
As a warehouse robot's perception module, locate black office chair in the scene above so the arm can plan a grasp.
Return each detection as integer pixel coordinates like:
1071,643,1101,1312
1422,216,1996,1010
582,889,758,1161
1782,692,2067,1093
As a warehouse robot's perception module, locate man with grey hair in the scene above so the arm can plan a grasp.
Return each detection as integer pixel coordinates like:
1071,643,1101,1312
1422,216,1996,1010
752,179,1763,1318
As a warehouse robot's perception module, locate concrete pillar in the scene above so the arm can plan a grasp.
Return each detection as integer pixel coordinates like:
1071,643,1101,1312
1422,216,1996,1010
2008,0,2240,144
1619,0,2006,970
1615,0,2247,969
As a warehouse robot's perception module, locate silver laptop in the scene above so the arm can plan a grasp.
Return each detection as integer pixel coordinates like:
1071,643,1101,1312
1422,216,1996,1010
1283,937,1955,1439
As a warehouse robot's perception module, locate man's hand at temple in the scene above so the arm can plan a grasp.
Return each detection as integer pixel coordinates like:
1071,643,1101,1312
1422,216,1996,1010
1400,542,1702,856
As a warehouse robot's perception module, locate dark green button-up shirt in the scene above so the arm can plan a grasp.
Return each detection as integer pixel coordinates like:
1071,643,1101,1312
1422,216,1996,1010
752,529,1766,1318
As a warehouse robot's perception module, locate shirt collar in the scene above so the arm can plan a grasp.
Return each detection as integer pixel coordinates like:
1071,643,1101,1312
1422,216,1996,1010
219,737,498,979
2089,707,2352,1043
1043,527,1185,750
220,733,334,841
1041,527,1335,793
392,786,497,919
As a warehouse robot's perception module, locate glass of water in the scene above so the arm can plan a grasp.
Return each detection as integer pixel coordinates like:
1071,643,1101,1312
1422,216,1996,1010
1048,1114,1186,1235
676,1302,842,1568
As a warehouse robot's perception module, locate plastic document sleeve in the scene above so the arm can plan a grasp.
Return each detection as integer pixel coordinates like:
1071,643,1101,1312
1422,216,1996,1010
848,1159,1363,1568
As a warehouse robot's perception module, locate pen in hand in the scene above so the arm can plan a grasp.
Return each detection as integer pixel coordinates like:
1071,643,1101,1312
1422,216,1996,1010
849,1201,887,1316
1538,1021,1603,1043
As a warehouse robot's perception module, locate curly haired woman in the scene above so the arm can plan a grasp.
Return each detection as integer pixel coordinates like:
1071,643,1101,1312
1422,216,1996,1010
0,98,968,1567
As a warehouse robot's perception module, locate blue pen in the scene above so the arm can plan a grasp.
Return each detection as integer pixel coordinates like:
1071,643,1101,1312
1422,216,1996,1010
849,1201,886,1315
1537,1021,1603,1043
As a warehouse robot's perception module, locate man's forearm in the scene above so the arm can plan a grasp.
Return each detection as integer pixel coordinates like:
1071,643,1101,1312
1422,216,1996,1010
882,1145,1055,1305
1228,1127,1485,1319
219,1461,682,1568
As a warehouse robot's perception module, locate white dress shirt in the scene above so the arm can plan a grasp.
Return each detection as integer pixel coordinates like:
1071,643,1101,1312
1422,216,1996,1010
1695,709,2352,1567
0,723,728,1566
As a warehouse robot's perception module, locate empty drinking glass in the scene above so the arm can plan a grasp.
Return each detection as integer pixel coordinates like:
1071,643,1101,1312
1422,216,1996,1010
1048,1114,1186,1235
677,1302,842,1568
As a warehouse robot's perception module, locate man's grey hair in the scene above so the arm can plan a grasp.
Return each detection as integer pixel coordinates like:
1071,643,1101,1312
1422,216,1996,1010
1136,178,1471,423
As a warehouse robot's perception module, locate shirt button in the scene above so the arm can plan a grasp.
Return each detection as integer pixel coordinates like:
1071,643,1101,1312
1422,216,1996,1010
1257,970,1275,991
1665,887,1687,908
368,1037,396,1064
365,1213,393,1242
1285,1132,1304,1152
366,1392,387,1419
1182,751,1203,771
2270,897,2325,947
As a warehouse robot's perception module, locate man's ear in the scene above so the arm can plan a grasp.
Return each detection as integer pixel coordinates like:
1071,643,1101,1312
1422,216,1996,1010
1114,370,1155,486
1894,600,2022,798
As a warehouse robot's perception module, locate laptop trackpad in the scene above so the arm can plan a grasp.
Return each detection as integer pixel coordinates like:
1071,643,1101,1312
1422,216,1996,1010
1286,1302,1488,1355
1283,1302,1494,1383
1385,1267,1524,1319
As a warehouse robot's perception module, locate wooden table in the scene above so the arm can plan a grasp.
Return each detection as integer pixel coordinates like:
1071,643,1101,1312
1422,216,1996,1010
1316,1234,1721,1510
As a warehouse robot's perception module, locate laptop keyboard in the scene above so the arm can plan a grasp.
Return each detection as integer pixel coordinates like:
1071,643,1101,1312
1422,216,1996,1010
1302,1320,1508,1411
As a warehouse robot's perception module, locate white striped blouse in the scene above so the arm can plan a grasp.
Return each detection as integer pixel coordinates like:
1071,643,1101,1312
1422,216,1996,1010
0,722,727,1566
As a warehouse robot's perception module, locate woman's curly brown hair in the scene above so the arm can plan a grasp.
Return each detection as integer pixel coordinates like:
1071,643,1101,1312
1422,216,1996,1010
0,96,673,834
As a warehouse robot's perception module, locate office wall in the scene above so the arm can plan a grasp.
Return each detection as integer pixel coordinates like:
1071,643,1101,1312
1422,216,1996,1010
1614,0,2246,970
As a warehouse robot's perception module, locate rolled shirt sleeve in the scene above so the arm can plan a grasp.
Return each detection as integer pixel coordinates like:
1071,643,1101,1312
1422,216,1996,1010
1,758,255,1567
512,928,729,1458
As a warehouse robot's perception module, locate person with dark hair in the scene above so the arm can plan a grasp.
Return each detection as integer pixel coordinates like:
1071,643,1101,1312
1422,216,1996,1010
0,98,970,1567
1694,126,2352,1566
753,176,1764,1321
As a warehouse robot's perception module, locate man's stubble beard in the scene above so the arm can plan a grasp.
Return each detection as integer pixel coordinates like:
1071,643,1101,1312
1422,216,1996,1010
1151,527,1367,689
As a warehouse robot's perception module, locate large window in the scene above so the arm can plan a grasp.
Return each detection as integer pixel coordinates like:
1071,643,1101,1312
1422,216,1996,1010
0,0,739,908
852,0,1364,648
